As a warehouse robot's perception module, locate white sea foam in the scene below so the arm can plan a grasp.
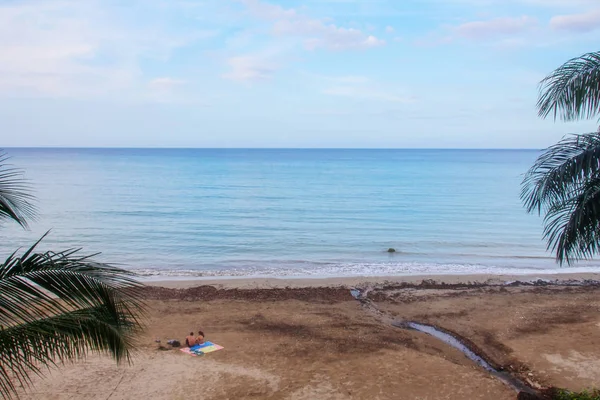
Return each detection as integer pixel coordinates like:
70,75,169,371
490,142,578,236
131,261,600,280
4,149,600,279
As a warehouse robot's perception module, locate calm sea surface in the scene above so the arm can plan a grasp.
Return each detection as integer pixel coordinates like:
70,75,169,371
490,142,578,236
1,148,599,278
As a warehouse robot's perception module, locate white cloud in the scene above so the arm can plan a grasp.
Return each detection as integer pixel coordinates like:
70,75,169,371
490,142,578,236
431,0,595,6
331,75,371,84
241,0,385,50
223,0,385,84
454,16,538,39
521,0,596,7
0,0,213,99
149,77,186,87
320,75,415,103
323,86,414,103
145,77,192,104
222,55,278,82
239,0,297,20
386,26,395,33
0,2,116,96
550,9,600,33
300,109,353,116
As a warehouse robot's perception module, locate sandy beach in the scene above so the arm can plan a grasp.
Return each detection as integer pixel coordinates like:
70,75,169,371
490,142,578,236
14,272,600,400
144,272,600,289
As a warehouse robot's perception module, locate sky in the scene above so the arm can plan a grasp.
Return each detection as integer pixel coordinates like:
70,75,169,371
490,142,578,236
1,0,600,148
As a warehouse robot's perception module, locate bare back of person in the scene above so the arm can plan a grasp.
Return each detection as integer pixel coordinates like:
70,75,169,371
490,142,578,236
185,332,196,347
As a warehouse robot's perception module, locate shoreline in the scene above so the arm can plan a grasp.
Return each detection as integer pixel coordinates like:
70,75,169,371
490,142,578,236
144,271,600,289
23,270,600,399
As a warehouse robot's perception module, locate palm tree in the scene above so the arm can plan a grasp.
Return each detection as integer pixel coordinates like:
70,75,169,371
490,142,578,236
0,153,35,228
0,153,145,399
522,51,600,264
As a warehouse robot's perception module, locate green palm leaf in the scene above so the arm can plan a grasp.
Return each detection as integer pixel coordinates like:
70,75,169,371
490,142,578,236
522,132,600,264
0,152,36,228
537,51,600,121
525,49,600,264
521,133,600,214
0,237,146,399
543,174,600,265
0,305,138,396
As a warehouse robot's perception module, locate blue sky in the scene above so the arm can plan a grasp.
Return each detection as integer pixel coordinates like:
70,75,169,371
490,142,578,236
1,0,599,148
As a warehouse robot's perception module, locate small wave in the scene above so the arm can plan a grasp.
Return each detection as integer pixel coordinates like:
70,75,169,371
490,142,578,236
131,261,600,280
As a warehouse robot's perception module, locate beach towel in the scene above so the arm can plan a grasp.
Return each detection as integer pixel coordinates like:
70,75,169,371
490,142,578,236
180,341,224,356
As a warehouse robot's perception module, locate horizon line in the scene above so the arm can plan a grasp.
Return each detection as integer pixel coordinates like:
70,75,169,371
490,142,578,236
2,146,543,151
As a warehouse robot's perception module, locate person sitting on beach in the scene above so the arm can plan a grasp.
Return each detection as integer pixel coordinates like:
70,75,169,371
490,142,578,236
196,330,205,345
185,332,196,347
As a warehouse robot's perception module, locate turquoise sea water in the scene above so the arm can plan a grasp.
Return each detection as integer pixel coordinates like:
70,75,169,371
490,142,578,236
1,148,599,278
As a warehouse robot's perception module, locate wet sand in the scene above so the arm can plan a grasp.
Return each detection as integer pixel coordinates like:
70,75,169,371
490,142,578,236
14,273,600,400
370,281,600,392
146,271,600,289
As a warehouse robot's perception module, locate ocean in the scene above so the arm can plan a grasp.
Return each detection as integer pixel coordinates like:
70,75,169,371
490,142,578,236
1,148,599,278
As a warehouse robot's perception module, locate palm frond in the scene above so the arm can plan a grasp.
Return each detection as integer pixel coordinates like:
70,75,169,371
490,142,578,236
0,305,139,399
542,174,600,264
0,152,36,228
538,51,600,121
0,236,146,399
521,132,600,214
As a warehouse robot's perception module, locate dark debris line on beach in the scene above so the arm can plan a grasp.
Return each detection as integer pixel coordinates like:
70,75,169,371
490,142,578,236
141,278,600,302
141,285,353,302
142,279,600,400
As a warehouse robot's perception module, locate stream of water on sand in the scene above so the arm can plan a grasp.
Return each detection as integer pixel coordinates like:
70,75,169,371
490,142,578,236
349,288,536,395
398,322,534,393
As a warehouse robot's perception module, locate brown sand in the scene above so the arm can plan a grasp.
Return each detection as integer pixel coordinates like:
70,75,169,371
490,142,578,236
145,272,600,289
371,282,600,392
13,274,600,400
